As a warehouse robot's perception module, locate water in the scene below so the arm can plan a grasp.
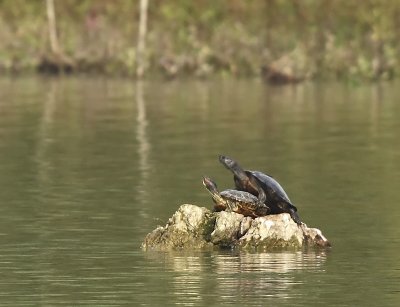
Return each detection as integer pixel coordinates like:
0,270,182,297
0,77,399,306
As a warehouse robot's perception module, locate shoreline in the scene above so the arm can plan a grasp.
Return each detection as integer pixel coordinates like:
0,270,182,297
1,1,398,83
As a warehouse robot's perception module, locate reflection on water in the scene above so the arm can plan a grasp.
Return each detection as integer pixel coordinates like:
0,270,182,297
135,81,151,217
145,250,327,306
36,80,57,178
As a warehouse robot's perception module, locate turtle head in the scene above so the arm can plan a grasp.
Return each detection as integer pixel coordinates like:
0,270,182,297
218,155,236,170
219,154,249,182
202,176,218,194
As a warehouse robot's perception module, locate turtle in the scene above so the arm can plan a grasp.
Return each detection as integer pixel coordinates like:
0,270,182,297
218,155,301,225
202,176,270,218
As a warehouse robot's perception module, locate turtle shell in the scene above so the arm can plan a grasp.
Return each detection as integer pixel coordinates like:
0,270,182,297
220,189,258,203
250,171,291,203
220,189,270,218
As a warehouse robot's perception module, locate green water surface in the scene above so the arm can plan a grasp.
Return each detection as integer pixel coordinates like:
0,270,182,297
0,77,399,306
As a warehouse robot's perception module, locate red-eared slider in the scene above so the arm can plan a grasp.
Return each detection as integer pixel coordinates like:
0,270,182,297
202,176,270,218
219,155,301,225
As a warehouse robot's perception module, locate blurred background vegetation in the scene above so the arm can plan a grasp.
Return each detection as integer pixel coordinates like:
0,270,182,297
0,0,399,80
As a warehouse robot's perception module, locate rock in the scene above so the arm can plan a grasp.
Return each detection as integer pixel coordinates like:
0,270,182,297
38,52,75,74
239,213,304,249
261,46,311,85
210,211,244,247
301,224,332,248
141,204,330,251
141,204,215,251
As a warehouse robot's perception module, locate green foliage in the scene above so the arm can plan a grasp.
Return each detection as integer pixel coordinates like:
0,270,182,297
0,0,399,80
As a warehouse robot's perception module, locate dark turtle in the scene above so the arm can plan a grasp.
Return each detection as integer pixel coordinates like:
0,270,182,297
219,155,301,224
202,176,270,218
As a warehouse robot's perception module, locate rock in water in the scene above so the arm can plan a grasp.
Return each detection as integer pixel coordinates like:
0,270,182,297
210,211,247,247
239,213,304,249
141,204,214,250
141,204,330,251
301,224,331,248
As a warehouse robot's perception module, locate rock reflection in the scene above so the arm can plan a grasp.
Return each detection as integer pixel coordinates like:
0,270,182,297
216,250,327,274
170,255,204,306
213,251,327,301
145,250,327,304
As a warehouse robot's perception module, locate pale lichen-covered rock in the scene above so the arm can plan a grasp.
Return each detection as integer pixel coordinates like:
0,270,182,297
210,211,244,246
141,204,330,251
141,204,214,251
239,214,303,249
170,204,209,233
